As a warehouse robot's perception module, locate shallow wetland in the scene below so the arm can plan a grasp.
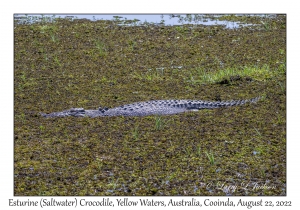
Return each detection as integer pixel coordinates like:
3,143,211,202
14,14,286,195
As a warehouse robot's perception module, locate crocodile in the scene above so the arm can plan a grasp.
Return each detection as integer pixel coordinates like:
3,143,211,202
41,96,261,118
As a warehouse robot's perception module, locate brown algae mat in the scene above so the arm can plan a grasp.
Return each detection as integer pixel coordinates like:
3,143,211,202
14,15,286,195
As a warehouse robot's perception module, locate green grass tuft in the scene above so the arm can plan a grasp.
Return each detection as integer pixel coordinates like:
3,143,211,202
191,64,275,84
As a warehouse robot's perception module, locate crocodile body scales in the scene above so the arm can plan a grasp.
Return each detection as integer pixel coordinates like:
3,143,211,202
41,97,261,118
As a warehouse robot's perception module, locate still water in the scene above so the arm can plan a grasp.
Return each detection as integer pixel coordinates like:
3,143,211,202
14,14,257,29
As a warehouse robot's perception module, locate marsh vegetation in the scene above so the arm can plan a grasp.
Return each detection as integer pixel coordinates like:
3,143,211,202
14,14,286,196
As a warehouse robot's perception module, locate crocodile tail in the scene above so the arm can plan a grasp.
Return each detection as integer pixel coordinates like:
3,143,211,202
191,96,261,110
226,96,261,107
249,96,262,103
222,96,261,108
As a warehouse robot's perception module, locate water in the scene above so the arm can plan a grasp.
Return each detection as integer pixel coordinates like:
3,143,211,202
14,14,257,29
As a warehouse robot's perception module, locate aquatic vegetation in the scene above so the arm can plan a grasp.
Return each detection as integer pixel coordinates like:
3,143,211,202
94,40,107,57
14,14,286,196
154,116,164,130
132,126,139,141
188,64,276,84
205,151,215,165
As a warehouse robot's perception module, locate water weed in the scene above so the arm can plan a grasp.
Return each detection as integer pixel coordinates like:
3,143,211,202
154,116,167,130
14,14,286,196
190,64,274,84
132,126,139,141
205,151,215,165
95,40,107,57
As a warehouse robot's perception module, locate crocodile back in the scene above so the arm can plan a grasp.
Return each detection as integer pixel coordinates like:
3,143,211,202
99,97,261,117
